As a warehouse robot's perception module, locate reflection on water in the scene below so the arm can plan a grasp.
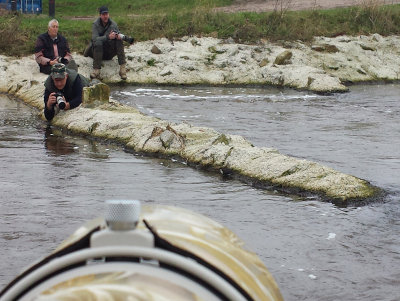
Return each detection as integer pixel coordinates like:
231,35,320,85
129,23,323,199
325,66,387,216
44,126,111,160
44,127,76,156
1,88,400,301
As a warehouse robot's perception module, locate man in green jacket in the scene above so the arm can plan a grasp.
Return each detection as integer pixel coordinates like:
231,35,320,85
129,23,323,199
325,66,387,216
43,63,86,121
87,6,129,80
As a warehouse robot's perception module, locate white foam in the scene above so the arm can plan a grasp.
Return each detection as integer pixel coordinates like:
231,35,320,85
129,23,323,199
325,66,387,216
327,233,336,240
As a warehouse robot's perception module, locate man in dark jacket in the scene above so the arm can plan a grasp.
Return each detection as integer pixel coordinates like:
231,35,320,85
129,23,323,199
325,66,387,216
35,19,77,74
87,6,129,80
44,63,84,121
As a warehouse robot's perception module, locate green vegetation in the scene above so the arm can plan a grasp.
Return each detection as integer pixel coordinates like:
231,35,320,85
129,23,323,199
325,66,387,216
1,0,400,57
146,58,156,66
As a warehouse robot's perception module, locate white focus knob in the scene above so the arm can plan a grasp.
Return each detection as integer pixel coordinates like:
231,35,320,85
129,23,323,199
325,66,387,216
105,200,141,231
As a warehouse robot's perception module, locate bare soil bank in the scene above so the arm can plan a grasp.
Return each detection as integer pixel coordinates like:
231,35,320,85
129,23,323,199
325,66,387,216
217,0,400,13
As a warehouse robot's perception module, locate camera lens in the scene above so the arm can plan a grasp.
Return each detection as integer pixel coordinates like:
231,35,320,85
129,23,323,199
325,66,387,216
56,95,66,110
58,100,65,110
125,36,134,44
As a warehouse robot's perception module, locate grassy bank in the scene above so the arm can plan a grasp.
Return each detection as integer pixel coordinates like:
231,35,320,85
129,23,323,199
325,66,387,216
1,0,400,57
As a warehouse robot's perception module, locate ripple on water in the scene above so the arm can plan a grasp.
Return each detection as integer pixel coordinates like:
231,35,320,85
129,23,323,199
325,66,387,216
1,87,400,301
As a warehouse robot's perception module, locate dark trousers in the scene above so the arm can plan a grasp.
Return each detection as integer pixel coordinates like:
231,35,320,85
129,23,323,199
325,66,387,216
92,39,126,69
39,64,52,74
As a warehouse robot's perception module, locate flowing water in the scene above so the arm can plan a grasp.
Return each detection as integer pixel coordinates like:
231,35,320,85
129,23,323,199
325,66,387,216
0,83,399,301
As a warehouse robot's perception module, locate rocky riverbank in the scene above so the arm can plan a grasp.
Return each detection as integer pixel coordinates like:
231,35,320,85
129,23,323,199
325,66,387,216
0,34,391,205
4,33,400,92
74,34,400,93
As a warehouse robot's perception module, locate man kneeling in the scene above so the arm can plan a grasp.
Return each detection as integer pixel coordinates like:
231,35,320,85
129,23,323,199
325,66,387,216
44,63,85,121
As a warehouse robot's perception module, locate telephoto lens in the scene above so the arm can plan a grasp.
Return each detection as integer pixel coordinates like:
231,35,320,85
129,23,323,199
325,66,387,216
123,35,134,44
119,33,134,44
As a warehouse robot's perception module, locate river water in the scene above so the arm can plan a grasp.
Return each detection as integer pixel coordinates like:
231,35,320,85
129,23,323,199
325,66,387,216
0,84,399,301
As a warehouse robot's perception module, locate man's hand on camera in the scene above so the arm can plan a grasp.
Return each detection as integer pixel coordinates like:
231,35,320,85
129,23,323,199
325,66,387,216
109,31,117,40
47,92,57,109
47,93,70,110
49,58,58,66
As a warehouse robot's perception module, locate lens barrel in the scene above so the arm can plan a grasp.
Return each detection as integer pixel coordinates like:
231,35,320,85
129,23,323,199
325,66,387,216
57,96,66,110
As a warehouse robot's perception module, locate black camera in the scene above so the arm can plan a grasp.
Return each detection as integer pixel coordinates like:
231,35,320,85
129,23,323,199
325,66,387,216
56,57,68,64
112,30,134,44
54,92,66,110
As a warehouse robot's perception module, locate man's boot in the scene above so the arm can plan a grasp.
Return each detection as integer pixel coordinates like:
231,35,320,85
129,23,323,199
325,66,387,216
119,64,127,80
90,69,101,80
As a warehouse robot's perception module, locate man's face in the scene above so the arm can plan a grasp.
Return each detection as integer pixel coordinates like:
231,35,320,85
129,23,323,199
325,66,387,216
53,75,67,90
100,12,109,24
48,22,59,38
